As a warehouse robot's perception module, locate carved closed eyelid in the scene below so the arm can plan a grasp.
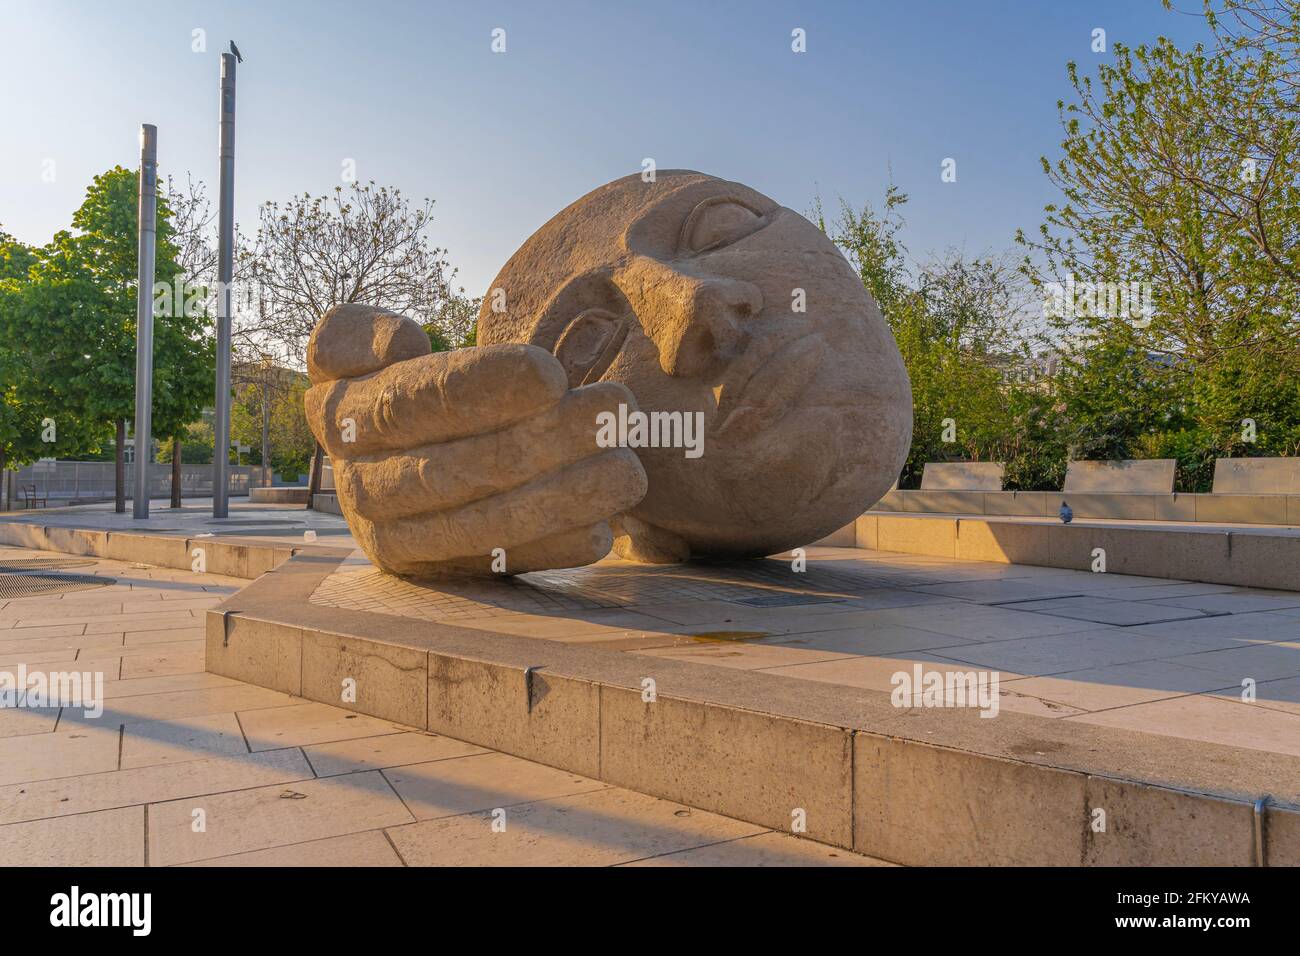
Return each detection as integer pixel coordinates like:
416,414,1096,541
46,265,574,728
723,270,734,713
677,197,766,256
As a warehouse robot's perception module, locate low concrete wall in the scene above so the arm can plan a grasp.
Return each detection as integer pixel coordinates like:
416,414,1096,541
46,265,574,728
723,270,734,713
851,512,1300,591
310,493,343,516
250,487,310,505
870,489,1300,526
0,521,301,579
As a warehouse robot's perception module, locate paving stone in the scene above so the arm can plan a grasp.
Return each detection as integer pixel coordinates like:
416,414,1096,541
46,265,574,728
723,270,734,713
1145,591,1300,614
0,748,313,825
1166,641,1300,683
1008,596,1214,626
622,831,893,866
239,701,405,752
1004,658,1246,711
0,632,124,656
385,787,764,867
383,752,607,820
123,627,207,646
1066,694,1300,757
121,712,248,769
932,629,1238,677
631,641,854,671
0,703,60,738
0,806,144,866
759,651,1010,693
181,829,403,867
100,672,241,699
148,770,413,866
0,725,120,786
59,684,298,729
856,602,1108,641
304,731,488,776
770,623,980,656
119,649,205,679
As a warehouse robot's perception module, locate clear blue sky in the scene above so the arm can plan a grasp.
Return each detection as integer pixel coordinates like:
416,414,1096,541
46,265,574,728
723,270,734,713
0,0,1215,296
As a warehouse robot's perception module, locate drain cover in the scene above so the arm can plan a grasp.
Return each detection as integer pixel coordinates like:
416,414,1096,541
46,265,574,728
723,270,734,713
0,558,97,572
0,571,113,598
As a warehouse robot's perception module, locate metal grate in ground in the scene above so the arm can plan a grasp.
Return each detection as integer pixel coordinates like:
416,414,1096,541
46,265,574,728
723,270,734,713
0,557,98,572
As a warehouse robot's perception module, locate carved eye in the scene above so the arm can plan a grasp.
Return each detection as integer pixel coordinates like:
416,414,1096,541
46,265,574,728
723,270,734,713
554,308,627,387
679,198,764,255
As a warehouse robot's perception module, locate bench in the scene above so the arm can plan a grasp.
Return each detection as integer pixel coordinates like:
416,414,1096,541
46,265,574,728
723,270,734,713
1212,458,1300,495
920,462,1005,491
1063,459,1176,494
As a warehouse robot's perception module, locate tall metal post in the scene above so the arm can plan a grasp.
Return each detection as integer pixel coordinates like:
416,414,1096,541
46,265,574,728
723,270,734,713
213,52,237,517
132,124,158,519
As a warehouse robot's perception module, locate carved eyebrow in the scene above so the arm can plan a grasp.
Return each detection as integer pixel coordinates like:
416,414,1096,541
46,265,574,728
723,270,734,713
675,196,769,256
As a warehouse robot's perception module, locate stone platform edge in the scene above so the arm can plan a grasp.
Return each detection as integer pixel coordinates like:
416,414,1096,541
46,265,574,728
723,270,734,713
810,513,1300,592
872,489,1300,525
206,550,1299,867
0,520,343,579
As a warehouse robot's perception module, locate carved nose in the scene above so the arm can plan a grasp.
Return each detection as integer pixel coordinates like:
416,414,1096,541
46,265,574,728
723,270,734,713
618,258,763,379
668,275,763,378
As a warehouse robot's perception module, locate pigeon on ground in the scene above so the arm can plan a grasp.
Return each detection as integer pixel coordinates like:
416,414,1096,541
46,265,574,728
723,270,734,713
1059,501,1073,524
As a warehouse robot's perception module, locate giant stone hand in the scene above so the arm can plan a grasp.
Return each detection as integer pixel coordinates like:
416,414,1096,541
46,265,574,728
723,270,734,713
303,304,648,576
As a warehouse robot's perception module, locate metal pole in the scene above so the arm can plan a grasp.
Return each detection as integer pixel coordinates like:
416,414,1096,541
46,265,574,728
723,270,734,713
261,374,271,486
132,125,159,519
213,52,236,518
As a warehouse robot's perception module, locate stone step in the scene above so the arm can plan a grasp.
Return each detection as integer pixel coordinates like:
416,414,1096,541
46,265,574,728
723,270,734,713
205,549,1300,867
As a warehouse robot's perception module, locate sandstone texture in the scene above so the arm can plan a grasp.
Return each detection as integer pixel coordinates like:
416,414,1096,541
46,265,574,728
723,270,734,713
306,171,912,575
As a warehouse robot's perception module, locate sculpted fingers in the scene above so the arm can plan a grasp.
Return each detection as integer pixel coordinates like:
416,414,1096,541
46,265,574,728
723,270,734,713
389,524,614,577
348,448,647,568
305,343,569,458
334,381,635,521
307,304,431,383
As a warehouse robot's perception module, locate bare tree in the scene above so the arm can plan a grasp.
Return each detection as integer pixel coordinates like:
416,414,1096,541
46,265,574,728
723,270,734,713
240,181,460,365
165,174,219,287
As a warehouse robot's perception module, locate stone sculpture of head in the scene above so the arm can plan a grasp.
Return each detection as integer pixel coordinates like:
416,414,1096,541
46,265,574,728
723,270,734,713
478,170,912,558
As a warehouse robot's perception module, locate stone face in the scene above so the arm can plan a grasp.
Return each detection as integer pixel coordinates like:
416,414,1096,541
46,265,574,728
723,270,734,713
306,171,912,574
479,170,912,560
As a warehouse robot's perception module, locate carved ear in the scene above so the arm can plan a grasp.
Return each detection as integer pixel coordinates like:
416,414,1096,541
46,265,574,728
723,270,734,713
533,271,634,388
555,309,624,387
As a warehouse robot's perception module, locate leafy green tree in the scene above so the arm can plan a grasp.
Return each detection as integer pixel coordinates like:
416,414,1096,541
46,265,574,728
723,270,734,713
0,232,106,507
817,190,1055,488
2,168,214,509
1018,36,1300,481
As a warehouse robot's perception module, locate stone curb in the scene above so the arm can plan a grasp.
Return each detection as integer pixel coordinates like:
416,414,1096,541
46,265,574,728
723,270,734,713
206,550,1300,867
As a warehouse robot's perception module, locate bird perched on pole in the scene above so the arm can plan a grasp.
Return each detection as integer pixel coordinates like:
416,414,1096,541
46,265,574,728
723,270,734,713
229,41,243,63
1059,501,1073,524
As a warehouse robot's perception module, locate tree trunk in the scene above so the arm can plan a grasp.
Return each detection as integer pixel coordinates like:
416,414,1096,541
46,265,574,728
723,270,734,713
115,419,126,513
170,437,182,509
0,448,6,512
306,442,324,510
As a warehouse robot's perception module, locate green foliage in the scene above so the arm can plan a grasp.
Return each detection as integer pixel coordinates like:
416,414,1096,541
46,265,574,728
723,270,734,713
0,168,215,484
422,291,481,352
229,375,315,478
1018,31,1300,476
821,190,1062,489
